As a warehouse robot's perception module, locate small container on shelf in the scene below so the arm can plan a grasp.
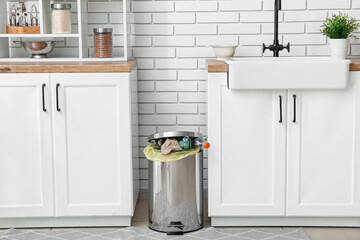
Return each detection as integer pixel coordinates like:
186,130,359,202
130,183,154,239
93,28,113,58
51,3,71,34
6,2,40,34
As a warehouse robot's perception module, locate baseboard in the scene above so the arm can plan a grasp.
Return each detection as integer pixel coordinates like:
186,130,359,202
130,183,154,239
139,189,148,200
211,217,360,227
0,216,132,228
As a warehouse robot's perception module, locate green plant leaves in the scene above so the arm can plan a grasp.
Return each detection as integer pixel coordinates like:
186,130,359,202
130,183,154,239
321,12,360,39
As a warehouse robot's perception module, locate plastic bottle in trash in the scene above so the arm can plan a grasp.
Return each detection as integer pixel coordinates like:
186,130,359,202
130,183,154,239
150,138,165,149
193,137,210,149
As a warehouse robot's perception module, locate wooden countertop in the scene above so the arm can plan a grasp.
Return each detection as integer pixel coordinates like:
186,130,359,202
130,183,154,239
207,59,360,72
350,59,360,71
206,59,229,73
0,60,137,73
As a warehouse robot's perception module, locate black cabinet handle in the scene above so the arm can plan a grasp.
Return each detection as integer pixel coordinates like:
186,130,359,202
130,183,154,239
279,95,282,123
56,83,61,112
42,83,47,112
292,94,296,123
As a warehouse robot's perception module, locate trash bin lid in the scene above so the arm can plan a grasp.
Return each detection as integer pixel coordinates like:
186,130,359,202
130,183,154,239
148,131,203,142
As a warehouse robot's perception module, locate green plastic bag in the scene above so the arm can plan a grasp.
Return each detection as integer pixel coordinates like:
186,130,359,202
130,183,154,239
179,136,192,149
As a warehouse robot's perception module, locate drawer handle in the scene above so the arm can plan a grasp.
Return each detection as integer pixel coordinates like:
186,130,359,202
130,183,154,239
56,83,61,112
42,83,47,112
293,94,296,123
279,95,282,123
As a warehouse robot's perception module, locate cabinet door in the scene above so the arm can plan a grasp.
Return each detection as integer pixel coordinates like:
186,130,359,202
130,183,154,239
208,74,287,216
51,73,133,217
287,74,360,216
0,74,54,217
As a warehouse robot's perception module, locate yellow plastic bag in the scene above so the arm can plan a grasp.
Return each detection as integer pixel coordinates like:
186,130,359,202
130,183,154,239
144,145,201,162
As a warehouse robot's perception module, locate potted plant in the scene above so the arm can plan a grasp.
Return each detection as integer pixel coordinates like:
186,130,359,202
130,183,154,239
321,12,360,59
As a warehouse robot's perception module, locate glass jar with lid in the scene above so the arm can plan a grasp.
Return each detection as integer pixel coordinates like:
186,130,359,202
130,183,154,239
93,28,113,58
51,3,71,34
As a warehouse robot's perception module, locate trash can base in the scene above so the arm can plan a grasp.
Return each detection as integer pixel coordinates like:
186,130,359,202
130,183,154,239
148,225,203,234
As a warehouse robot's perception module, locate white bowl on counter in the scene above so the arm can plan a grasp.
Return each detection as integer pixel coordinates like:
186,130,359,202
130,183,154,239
210,45,238,58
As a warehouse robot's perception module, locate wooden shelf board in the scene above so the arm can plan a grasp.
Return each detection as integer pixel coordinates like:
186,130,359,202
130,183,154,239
0,59,137,73
0,57,127,62
0,34,80,38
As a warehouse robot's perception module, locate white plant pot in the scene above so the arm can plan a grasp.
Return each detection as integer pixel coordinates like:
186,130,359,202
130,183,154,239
329,38,350,59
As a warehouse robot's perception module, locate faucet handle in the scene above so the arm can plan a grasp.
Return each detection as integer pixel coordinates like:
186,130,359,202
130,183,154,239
263,43,269,53
285,42,290,52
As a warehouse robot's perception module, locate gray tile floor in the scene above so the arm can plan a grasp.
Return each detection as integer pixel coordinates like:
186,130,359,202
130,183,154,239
1,198,360,240
0,227,311,240
134,198,360,240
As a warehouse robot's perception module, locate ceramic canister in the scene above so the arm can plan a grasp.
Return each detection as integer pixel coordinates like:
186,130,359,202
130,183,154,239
330,38,350,59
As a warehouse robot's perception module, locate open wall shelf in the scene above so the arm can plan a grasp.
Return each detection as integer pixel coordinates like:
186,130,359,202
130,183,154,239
0,0,130,61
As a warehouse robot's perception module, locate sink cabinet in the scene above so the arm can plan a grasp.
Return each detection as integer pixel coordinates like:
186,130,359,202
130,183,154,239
208,74,286,216
287,84,360,216
208,71,360,226
0,72,139,227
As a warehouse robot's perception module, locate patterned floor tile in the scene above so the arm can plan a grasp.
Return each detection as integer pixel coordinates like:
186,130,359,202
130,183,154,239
266,237,299,240
81,236,111,240
100,230,138,239
76,228,121,235
37,237,63,240
237,230,277,240
189,228,230,239
0,230,23,237
257,229,294,235
282,229,310,240
126,227,154,236
0,227,311,240
38,230,74,237
128,236,157,240
53,232,91,240
10,232,45,240
213,228,252,235
220,237,254,240
176,236,203,240
146,232,181,240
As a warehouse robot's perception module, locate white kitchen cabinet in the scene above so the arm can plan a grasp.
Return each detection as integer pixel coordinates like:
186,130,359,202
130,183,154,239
0,74,54,218
208,71,360,226
0,70,139,227
208,73,287,217
287,77,360,216
51,74,133,217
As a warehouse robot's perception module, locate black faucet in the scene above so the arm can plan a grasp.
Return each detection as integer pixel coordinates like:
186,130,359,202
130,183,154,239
263,0,290,57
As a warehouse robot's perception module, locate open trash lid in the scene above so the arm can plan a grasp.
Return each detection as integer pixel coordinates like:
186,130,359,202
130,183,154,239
148,131,203,142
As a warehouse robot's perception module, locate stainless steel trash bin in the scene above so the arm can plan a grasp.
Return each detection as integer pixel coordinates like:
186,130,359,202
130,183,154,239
148,131,203,233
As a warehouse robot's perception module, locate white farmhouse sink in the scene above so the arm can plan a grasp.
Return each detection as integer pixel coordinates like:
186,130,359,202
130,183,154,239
226,57,351,89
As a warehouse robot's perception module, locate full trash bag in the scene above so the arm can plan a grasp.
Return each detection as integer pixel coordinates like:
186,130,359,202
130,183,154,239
144,145,201,162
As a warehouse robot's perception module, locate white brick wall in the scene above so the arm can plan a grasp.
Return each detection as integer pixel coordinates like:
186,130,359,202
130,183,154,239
79,0,360,189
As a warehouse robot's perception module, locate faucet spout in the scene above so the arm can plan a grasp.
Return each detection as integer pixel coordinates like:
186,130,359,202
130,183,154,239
276,0,281,10
274,0,280,46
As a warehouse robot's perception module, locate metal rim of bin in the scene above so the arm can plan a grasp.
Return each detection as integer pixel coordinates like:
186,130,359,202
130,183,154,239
148,131,203,142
